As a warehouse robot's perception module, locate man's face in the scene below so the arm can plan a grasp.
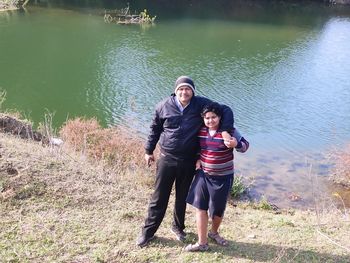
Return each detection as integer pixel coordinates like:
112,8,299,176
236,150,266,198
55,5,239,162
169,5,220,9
176,86,193,106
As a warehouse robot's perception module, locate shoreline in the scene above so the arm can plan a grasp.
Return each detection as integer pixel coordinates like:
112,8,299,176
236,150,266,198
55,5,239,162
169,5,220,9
1,112,349,209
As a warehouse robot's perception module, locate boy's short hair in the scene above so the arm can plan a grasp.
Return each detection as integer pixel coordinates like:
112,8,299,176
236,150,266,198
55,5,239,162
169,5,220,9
201,102,223,118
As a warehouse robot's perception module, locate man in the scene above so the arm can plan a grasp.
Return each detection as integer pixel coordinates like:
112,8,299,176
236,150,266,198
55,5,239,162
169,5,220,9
137,76,234,248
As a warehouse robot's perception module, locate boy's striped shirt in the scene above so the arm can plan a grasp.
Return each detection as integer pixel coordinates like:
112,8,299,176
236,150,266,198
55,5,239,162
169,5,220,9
198,127,234,176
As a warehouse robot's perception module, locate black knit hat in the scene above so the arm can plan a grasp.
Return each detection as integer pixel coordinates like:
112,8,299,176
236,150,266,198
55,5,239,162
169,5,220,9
174,76,195,93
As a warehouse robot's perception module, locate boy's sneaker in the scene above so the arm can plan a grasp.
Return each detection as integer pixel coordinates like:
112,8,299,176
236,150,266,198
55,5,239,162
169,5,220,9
170,226,186,242
136,235,155,248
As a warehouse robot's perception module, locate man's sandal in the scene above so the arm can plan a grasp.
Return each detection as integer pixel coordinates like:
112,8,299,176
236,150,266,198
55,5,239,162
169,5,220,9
208,232,229,246
184,242,209,252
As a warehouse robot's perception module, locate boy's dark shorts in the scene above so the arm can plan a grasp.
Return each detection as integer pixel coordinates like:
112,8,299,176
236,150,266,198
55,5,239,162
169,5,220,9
186,169,233,218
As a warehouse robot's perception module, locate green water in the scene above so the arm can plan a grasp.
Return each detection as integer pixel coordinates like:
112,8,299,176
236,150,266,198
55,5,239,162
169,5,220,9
0,8,112,124
1,3,350,208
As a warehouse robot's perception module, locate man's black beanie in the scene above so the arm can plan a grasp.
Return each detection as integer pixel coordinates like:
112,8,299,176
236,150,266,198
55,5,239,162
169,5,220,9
174,76,195,94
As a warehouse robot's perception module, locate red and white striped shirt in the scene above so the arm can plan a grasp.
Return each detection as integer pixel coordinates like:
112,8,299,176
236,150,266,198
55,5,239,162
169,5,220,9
198,127,234,176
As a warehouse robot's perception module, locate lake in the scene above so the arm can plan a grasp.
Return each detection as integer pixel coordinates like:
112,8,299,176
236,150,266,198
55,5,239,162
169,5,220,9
1,1,350,208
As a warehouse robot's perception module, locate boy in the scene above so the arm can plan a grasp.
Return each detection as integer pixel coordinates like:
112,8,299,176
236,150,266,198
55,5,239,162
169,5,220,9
185,102,249,252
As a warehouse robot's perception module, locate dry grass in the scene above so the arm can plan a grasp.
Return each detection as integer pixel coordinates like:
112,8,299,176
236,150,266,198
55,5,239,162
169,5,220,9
330,144,350,188
59,118,154,170
0,132,155,262
0,118,349,262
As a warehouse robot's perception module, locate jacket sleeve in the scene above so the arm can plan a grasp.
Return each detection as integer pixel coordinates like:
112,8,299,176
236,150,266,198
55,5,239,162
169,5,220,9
232,128,250,153
219,104,234,133
145,106,163,155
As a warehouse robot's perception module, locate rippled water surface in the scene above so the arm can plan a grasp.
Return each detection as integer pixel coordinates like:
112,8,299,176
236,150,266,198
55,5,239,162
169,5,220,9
1,3,350,208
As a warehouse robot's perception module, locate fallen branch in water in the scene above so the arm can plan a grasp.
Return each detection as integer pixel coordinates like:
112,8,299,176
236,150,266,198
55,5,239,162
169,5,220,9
0,0,29,11
104,5,156,25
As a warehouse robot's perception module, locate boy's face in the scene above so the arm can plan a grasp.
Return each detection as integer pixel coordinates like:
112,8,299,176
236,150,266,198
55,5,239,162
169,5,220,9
203,112,221,130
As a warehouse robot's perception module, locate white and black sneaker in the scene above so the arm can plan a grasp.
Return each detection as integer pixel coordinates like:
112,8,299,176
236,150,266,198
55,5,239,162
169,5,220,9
136,235,155,248
171,226,187,242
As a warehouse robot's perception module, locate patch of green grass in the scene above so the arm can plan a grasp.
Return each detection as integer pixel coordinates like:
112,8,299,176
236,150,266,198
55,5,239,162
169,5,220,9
231,175,246,199
272,217,295,227
258,197,273,210
246,197,275,211
15,181,47,200
121,211,140,220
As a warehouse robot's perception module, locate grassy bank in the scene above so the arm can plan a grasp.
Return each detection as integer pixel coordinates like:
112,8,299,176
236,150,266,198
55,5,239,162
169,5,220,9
0,119,350,262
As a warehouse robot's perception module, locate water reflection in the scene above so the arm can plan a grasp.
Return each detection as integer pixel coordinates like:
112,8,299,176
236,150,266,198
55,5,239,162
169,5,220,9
233,18,350,208
89,28,170,131
247,17,350,153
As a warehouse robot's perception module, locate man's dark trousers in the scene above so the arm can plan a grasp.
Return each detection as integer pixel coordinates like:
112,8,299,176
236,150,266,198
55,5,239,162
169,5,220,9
142,155,196,238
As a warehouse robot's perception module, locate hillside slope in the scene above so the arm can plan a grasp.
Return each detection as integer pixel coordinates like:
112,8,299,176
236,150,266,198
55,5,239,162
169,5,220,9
0,133,349,262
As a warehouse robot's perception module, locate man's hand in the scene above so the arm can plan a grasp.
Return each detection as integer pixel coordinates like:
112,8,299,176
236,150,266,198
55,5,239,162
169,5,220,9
222,131,238,148
224,137,238,148
145,154,155,167
195,159,201,170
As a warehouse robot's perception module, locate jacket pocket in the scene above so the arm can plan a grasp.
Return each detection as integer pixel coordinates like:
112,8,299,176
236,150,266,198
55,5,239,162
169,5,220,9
163,116,181,129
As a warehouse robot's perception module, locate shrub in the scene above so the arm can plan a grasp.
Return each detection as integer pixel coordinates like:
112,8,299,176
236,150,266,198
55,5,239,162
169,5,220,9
231,175,246,199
